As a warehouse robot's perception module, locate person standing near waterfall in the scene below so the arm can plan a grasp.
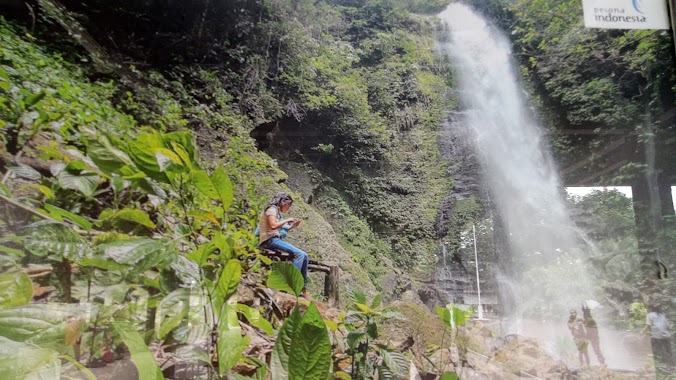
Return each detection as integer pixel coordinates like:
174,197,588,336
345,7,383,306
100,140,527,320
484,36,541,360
258,192,312,299
643,304,674,374
581,304,606,368
568,309,590,367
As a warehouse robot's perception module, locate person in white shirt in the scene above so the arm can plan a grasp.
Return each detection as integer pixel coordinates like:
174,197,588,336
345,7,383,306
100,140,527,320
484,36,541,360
643,304,674,374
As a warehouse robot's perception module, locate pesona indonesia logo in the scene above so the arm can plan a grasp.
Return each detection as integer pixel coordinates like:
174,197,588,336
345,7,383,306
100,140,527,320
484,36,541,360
632,0,644,14
582,0,670,29
592,1,647,23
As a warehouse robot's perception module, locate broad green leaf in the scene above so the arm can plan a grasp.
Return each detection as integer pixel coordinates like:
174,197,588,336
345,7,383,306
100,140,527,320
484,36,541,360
212,232,232,260
82,238,174,274
154,147,184,172
0,271,33,309
236,304,274,335
215,260,241,308
163,131,199,166
435,305,451,328
354,303,373,314
0,337,60,380
85,133,132,175
440,372,460,380
22,184,54,200
112,321,164,380
346,331,365,350
169,141,193,169
366,322,378,339
192,168,234,211
188,209,220,226
24,221,87,260
270,306,303,379
170,255,200,286
267,262,304,297
106,208,156,229
350,289,367,305
57,170,100,197
288,303,332,380
324,319,338,332
127,131,170,183
435,304,472,328
24,91,46,107
43,204,92,230
156,288,191,339
378,348,408,377
0,303,98,352
371,293,382,309
218,326,250,374
187,241,217,266
450,304,473,327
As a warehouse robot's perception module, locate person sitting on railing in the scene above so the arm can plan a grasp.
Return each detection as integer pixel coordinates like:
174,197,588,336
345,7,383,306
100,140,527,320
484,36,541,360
257,192,311,299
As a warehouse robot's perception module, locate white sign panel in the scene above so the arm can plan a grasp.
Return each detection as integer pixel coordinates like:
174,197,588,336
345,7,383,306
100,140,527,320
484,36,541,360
582,0,670,29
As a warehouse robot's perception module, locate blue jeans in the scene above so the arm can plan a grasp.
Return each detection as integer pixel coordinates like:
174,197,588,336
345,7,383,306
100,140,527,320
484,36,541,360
261,238,309,287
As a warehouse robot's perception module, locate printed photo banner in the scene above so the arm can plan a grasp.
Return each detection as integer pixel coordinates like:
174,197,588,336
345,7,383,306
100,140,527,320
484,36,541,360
582,0,670,29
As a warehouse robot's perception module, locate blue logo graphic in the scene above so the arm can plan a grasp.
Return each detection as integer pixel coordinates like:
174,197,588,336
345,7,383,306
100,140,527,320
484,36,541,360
632,0,644,14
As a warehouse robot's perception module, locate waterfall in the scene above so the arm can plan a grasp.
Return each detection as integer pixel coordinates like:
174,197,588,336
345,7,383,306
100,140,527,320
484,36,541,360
436,4,597,333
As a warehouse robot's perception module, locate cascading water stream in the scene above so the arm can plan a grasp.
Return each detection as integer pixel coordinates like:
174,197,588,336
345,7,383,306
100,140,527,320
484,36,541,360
436,4,598,333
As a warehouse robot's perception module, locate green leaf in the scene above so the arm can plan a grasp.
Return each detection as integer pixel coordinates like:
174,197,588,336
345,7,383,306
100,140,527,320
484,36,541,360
350,289,367,305
112,321,164,380
169,141,193,169
22,184,53,200
156,288,191,339
366,322,378,339
154,147,184,172
106,208,156,229
0,270,33,309
57,170,100,197
127,131,170,183
270,306,303,379
267,262,304,297
24,221,87,260
192,167,233,211
354,303,373,314
218,325,250,374
288,303,332,380
23,91,46,107
0,303,98,352
435,304,472,328
371,293,382,309
85,133,133,175
435,305,451,328
82,238,174,274
43,204,92,230
450,304,472,327
378,348,408,377
440,372,460,380
215,260,241,309
0,337,60,380
163,131,199,167
236,304,274,335
346,331,365,350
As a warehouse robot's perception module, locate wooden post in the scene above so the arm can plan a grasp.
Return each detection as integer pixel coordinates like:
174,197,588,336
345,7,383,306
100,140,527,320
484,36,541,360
324,264,340,308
